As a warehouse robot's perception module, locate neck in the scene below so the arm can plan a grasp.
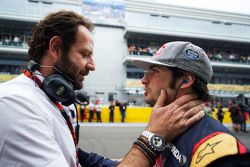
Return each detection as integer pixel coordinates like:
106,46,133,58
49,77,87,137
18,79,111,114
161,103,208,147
175,88,194,99
39,57,56,77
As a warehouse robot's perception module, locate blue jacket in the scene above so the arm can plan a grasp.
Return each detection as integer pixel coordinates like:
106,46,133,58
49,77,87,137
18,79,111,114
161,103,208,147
78,148,118,167
156,115,248,167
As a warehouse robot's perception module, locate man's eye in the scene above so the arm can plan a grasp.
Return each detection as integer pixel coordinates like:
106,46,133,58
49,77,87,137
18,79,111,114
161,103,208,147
151,69,158,73
82,53,87,57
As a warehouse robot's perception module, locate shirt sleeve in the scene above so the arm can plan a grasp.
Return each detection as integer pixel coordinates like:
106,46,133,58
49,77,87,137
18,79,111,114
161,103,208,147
0,96,70,167
78,148,118,167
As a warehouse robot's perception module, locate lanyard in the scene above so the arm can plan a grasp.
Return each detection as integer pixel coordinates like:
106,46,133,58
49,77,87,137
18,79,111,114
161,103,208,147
23,69,79,166
54,101,77,147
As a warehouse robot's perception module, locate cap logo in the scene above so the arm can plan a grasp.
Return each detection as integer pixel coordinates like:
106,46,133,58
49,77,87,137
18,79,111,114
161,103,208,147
185,49,199,59
155,44,167,57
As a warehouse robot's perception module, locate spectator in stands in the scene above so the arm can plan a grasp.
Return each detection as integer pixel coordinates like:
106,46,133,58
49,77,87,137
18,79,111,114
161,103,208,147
206,51,214,60
13,35,20,46
147,46,154,56
137,46,143,55
229,52,236,62
247,55,250,64
128,45,136,55
3,36,10,45
214,51,222,61
0,11,206,167
142,47,148,56
240,55,246,63
130,41,248,167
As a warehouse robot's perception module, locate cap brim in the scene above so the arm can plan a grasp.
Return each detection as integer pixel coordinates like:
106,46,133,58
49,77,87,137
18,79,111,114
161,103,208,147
126,56,174,70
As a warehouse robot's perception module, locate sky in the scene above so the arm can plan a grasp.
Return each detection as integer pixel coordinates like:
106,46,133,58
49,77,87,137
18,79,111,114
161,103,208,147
154,0,250,15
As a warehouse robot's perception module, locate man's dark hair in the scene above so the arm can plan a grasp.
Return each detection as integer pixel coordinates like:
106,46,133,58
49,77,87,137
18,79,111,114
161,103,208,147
28,10,94,63
169,67,210,101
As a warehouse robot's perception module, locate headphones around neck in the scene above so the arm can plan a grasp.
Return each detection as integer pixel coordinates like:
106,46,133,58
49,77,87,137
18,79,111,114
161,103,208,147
26,60,75,106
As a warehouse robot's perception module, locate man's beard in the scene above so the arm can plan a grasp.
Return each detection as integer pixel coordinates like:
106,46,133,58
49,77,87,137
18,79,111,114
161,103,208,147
53,54,82,90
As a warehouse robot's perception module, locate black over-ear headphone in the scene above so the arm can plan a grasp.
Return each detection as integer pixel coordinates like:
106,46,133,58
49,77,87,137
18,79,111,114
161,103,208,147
27,60,75,106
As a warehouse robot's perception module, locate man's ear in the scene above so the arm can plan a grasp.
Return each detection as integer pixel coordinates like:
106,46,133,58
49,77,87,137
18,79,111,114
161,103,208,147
48,36,62,61
180,74,195,88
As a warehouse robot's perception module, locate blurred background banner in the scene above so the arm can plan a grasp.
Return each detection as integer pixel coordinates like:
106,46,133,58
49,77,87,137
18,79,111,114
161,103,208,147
82,0,125,26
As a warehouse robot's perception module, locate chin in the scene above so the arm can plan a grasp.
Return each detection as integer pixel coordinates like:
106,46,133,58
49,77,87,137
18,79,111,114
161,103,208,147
145,98,156,106
73,82,82,90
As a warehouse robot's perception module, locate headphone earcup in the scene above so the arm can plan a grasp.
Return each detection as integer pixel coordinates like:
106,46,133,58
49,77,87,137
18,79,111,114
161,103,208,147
42,74,75,106
27,60,40,72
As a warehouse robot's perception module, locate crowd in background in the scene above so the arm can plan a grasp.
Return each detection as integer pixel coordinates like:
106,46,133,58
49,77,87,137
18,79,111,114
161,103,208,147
1,39,250,76
205,99,250,133
128,44,250,64
0,65,25,74
77,96,250,131
0,35,29,48
78,99,128,123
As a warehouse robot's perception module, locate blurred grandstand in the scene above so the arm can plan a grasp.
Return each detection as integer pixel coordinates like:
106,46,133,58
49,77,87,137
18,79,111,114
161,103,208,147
0,0,82,81
0,0,250,107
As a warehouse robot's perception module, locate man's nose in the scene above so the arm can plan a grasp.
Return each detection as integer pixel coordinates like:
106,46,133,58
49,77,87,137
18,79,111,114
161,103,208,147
141,75,148,85
86,57,95,71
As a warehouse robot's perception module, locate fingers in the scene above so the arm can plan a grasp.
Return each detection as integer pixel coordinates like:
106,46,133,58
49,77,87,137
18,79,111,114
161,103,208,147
164,94,199,116
153,89,167,110
185,110,205,126
180,101,205,126
173,93,199,107
182,101,205,118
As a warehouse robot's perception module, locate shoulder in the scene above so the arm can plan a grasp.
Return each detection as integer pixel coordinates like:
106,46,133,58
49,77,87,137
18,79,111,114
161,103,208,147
190,131,247,167
0,74,37,98
0,74,57,120
206,152,250,167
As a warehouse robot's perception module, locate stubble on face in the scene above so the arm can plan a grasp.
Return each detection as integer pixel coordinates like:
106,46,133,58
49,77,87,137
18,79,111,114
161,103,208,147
144,90,161,107
54,53,82,90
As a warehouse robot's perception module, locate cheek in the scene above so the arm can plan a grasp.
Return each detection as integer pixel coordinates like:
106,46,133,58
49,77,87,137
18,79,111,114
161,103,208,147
150,81,164,97
153,79,169,90
77,57,89,69
152,79,170,98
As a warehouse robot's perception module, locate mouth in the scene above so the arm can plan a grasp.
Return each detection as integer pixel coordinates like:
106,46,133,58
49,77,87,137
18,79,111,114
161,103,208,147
79,75,84,82
144,88,149,96
80,70,90,80
83,70,89,76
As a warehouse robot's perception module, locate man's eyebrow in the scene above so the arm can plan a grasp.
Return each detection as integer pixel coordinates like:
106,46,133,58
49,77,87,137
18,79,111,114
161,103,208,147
150,65,163,70
149,65,157,69
80,48,92,56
